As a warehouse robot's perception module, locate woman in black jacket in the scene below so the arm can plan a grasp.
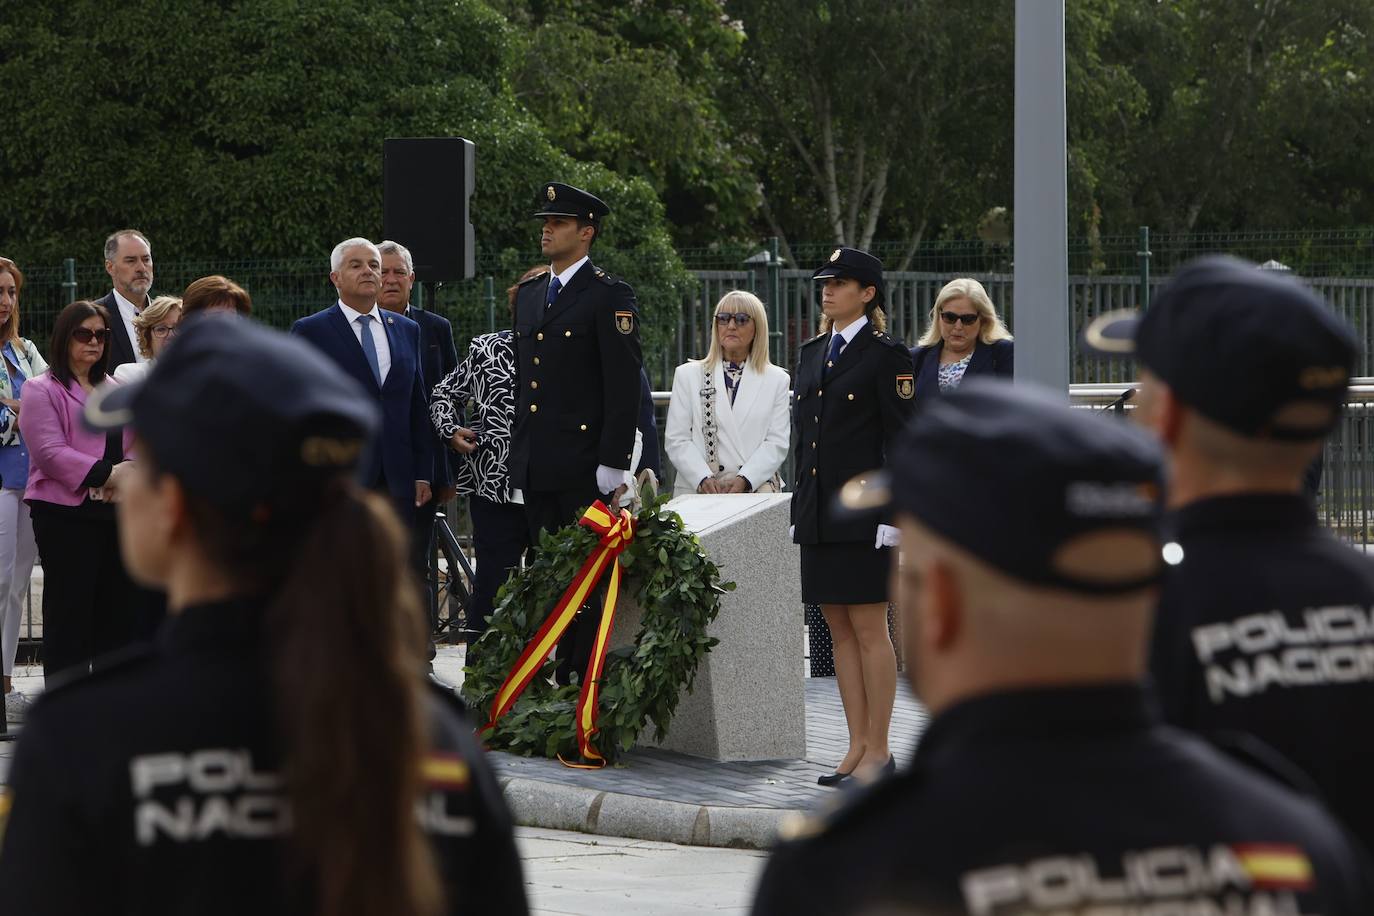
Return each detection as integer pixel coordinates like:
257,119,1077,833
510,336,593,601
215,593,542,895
910,278,1014,399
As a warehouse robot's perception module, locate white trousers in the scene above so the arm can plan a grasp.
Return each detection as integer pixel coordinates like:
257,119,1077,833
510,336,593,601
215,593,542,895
0,487,39,677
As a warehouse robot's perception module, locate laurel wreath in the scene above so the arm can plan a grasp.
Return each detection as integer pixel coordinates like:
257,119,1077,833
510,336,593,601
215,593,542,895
462,489,734,763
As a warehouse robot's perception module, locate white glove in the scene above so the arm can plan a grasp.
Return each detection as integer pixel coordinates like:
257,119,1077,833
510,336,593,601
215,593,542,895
596,464,631,495
876,524,900,548
789,525,795,540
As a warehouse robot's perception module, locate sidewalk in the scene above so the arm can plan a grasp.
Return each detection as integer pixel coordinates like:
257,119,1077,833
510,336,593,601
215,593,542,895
2,647,928,850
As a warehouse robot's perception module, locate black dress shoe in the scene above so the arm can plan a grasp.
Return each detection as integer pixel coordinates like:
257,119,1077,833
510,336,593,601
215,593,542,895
879,756,896,777
817,769,852,787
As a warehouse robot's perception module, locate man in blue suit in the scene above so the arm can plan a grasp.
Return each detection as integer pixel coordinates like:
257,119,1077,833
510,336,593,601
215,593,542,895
291,238,433,527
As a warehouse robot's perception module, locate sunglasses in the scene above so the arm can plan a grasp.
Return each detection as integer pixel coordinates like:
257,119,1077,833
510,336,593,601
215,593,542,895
716,312,753,326
71,328,109,344
940,311,980,327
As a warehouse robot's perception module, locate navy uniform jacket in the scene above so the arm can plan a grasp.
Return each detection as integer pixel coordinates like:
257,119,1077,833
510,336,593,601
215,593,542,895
0,599,528,915
753,684,1374,915
790,324,914,544
290,304,434,517
407,306,461,491
1151,493,1374,854
910,338,1014,401
508,261,642,493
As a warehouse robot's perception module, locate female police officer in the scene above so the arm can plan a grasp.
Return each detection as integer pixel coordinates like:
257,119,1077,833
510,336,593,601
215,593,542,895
792,247,915,785
0,314,528,915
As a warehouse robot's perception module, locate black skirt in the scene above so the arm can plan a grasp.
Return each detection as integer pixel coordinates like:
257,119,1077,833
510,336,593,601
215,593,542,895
800,542,893,605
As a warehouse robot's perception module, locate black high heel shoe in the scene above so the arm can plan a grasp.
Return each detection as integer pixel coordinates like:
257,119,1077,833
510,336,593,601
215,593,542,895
878,756,896,777
817,769,853,787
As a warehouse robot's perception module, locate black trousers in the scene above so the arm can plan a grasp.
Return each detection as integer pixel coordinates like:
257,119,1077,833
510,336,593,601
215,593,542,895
523,485,611,685
468,495,530,635
30,504,138,680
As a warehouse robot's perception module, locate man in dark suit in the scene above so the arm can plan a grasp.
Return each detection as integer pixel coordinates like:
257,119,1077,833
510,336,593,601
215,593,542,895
95,229,154,371
290,238,433,527
378,239,463,614
508,182,642,683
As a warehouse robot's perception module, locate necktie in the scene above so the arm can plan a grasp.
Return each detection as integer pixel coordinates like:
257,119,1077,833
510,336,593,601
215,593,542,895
824,332,844,376
356,314,383,387
545,276,562,309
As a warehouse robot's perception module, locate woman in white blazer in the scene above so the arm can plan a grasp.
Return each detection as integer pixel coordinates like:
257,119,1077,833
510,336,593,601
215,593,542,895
666,290,791,496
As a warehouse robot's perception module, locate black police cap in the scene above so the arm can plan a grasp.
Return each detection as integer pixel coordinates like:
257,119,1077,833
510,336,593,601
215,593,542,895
812,247,886,302
1084,255,1357,440
840,379,1166,594
84,313,379,514
531,182,610,223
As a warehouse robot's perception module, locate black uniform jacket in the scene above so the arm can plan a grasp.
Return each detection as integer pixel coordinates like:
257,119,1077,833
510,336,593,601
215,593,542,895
1151,493,1374,854
508,261,642,493
752,684,1374,916
790,324,915,544
0,599,528,916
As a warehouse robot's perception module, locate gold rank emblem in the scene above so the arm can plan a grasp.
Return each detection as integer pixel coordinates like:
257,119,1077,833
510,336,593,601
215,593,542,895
829,248,841,262
896,374,914,399
547,186,557,200
615,311,635,335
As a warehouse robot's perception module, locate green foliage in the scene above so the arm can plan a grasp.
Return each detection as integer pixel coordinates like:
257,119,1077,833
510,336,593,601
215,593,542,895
462,488,733,764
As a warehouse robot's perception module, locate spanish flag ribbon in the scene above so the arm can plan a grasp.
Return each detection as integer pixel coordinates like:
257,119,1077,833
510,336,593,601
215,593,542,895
483,501,635,766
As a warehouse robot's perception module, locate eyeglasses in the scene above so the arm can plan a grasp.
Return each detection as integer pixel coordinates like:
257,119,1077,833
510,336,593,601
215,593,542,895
940,311,980,327
152,325,179,339
716,312,752,326
71,328,109,344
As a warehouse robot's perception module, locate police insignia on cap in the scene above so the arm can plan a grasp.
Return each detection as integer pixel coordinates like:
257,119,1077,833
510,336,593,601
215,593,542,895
547,186,556,201
830,249,841,262
896,374,914,399
615,311,635,335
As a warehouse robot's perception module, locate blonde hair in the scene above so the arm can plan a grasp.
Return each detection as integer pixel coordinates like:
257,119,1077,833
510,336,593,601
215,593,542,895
133,296,183,359
918,278,1012,347
702,290,773,373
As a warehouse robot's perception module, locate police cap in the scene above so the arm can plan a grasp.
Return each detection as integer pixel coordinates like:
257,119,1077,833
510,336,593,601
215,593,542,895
841,378,1166,594
812,247,885,303
84,313,379,514
1084,255,1357,440
531,182,610,223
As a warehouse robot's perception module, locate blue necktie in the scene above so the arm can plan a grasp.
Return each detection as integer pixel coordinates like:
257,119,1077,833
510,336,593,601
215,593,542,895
545,276,562,308
824,333,844,376
356,314,382,387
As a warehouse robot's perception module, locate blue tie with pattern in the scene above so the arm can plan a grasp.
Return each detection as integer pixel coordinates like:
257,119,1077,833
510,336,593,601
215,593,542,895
824,332,844,376
356,314,383,387
545,276,562,309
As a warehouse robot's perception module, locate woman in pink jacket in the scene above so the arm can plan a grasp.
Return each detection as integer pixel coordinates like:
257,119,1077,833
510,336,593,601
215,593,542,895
19,301,136,678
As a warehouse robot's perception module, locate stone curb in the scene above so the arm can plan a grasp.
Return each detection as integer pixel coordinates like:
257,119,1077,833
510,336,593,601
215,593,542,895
497,776,798,850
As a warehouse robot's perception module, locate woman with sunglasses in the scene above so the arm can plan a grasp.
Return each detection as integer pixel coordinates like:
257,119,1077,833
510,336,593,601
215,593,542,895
18,301,139,678
0,257,47,722
911,278,1014,399
112,295,182,384
792,248,914,786
665,290,791,496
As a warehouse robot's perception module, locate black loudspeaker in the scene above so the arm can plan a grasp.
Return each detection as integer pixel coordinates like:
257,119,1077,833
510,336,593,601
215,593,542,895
383,137,475,282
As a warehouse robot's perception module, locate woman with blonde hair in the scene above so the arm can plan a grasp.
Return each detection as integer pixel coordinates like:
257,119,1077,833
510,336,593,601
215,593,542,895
665,290,791,496
911,278,1013,400
112,296,183,384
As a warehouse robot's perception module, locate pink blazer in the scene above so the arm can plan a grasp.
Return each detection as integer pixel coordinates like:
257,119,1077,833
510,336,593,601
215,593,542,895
19,373,132,507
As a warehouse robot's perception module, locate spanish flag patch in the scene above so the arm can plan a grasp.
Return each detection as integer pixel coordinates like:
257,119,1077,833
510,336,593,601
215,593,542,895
421,752,470,790
1233,844,1314,890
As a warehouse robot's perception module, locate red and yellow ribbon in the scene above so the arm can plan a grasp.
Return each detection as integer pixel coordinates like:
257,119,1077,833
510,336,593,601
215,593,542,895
483,501,635,766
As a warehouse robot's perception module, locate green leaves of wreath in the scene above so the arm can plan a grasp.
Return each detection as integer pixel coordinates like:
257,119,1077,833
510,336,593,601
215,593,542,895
463,489,735,763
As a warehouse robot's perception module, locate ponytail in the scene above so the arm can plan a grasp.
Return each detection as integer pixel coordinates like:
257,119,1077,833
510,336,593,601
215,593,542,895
186,482,442,916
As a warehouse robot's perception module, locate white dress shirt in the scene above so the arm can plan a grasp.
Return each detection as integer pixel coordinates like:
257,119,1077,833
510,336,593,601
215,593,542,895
337,300,391,384
829,312,869,360
547,256,589,301
112,289,147,364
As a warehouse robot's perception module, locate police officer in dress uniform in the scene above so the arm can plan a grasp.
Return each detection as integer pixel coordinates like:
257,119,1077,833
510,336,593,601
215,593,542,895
753,380,1374,916
1085,256,1374,855
0,315,527,916
508,182,642,685
792,247,915,785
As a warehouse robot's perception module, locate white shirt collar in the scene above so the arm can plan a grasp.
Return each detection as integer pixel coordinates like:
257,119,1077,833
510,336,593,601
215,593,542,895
832,313,869,345
550,255,590,291
112,288,143,315
337,300,382,324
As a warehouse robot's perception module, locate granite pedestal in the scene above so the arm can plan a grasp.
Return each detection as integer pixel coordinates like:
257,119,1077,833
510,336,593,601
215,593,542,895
609,493,805,761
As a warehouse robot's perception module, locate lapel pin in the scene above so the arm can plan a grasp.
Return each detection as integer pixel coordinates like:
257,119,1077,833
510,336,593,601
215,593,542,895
386,316,394,325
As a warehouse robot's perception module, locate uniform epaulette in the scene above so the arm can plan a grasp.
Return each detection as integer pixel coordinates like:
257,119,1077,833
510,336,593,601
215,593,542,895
800,332,828,348
775,770,914,844
38,642,156,697
517,271,548,287
592,267,621,286
872,331,912,354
